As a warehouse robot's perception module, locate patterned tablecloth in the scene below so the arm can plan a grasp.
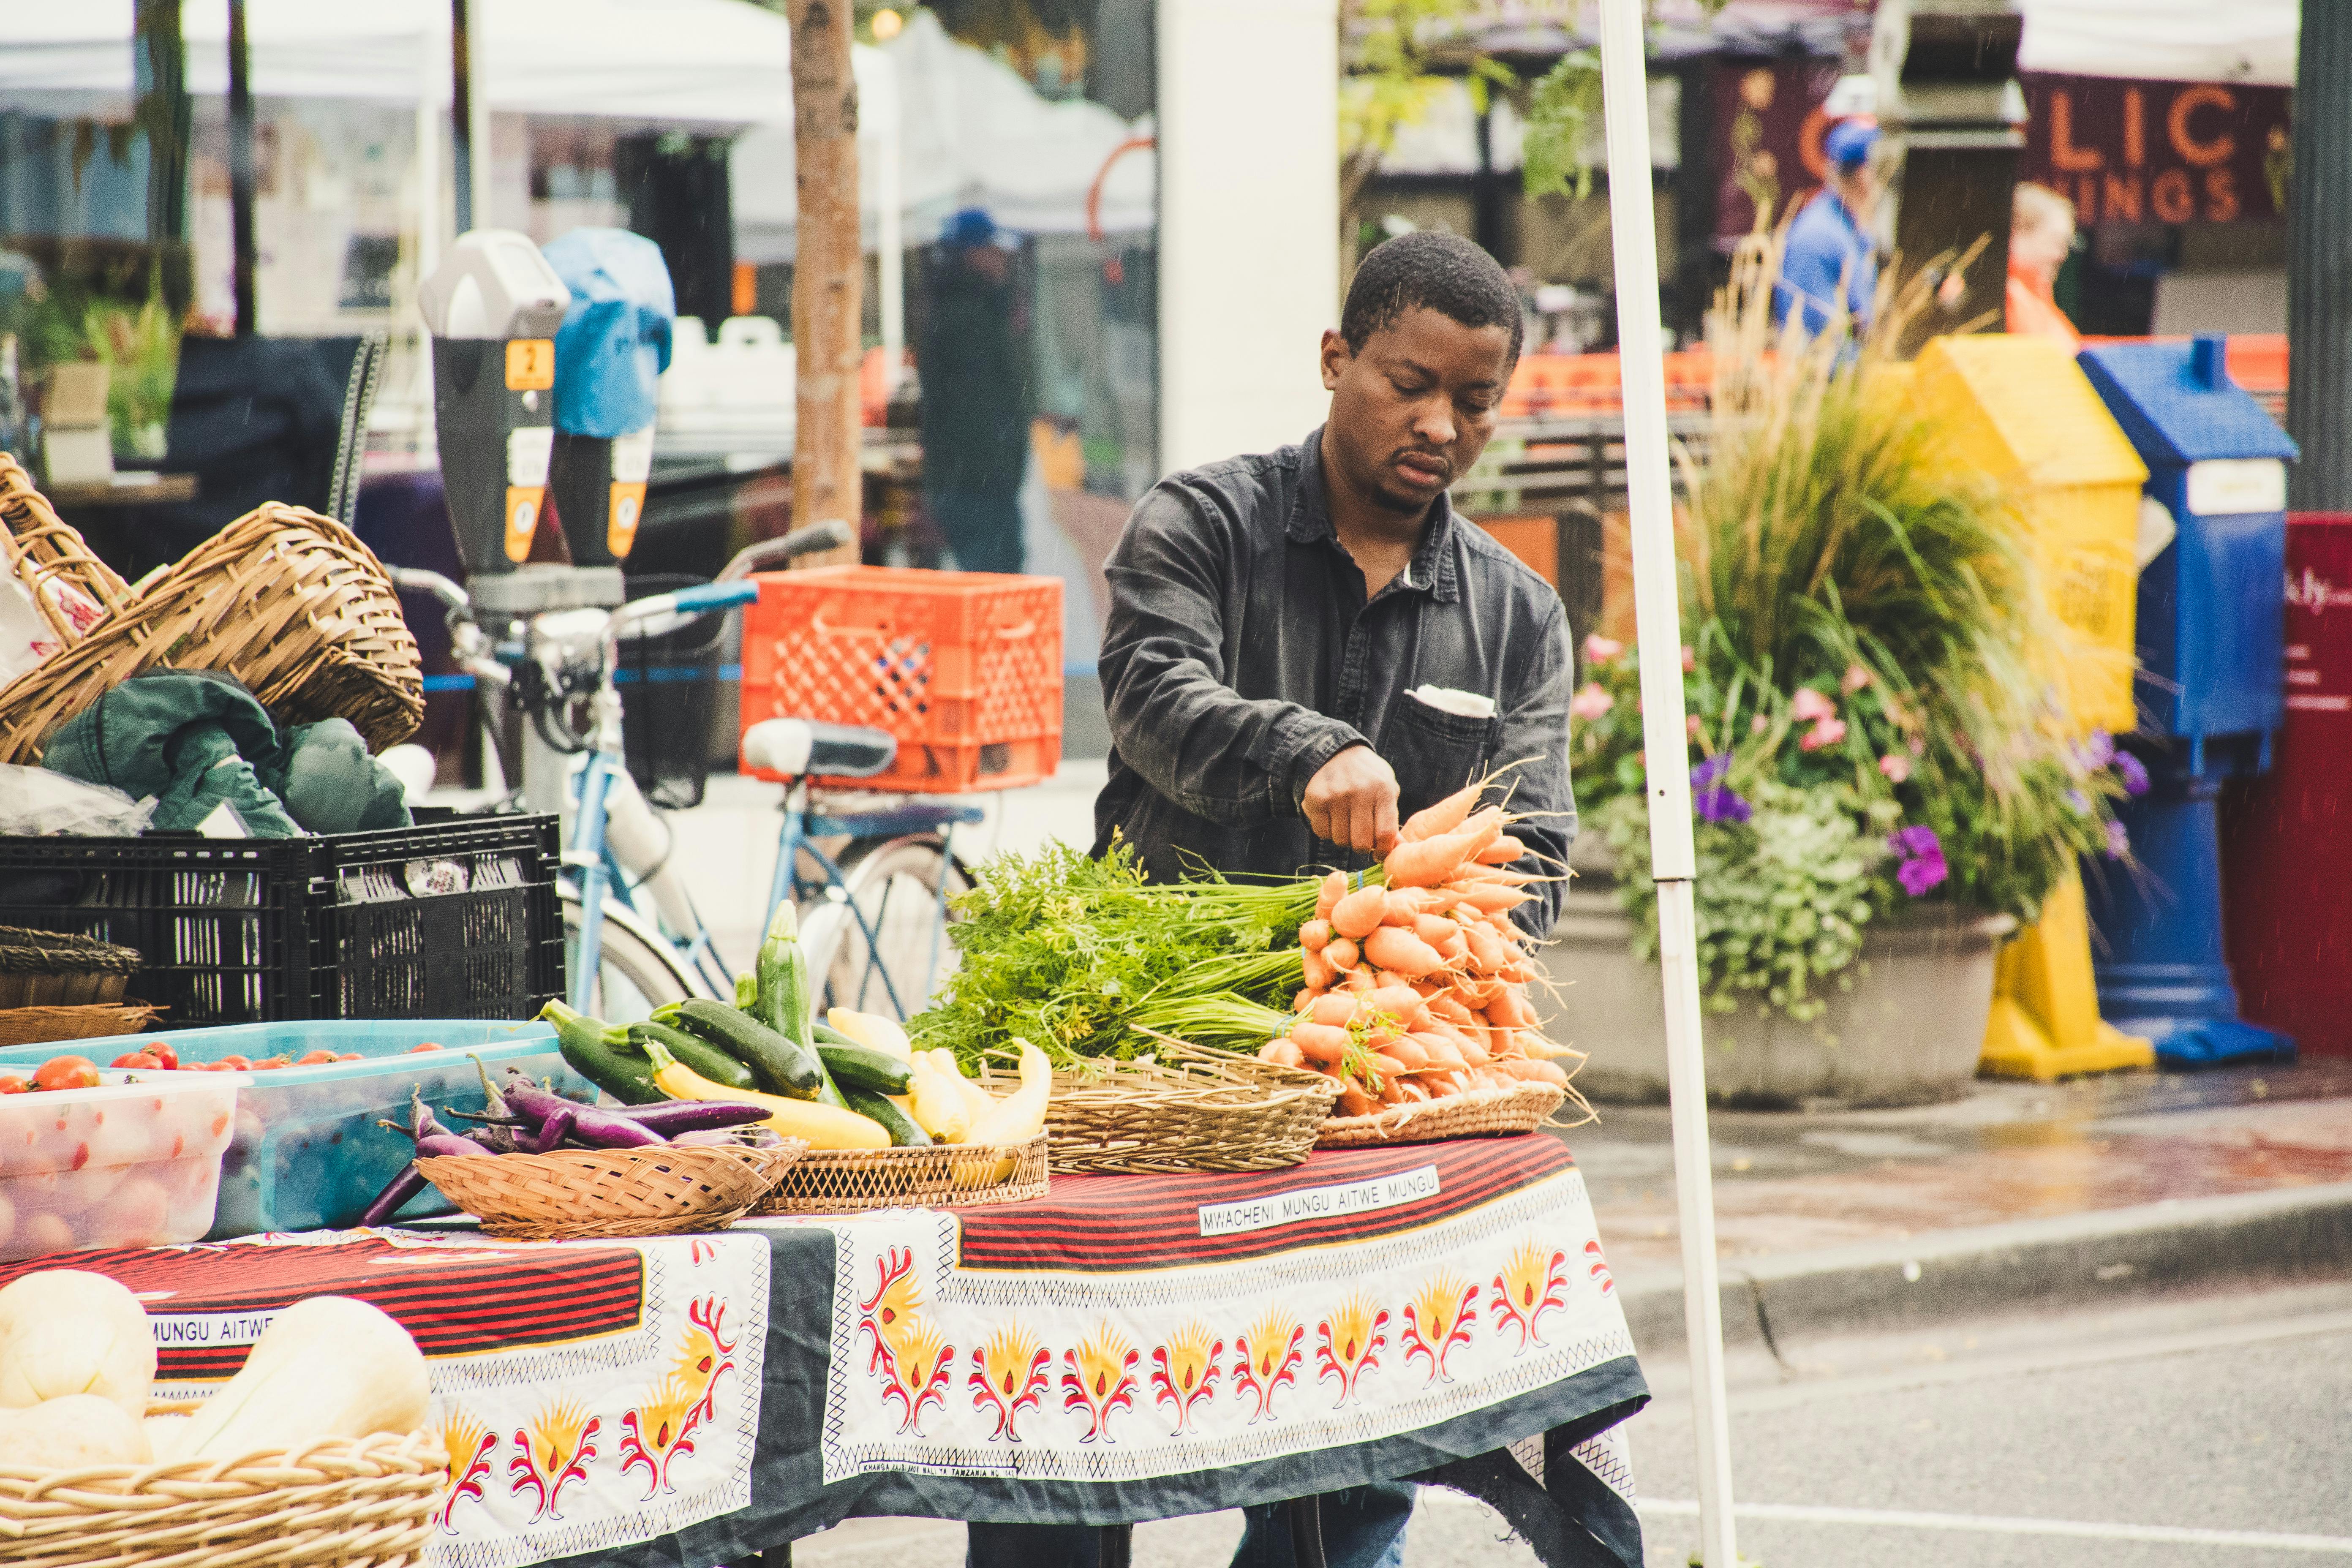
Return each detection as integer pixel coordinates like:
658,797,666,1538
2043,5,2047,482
0,1134,1645,1568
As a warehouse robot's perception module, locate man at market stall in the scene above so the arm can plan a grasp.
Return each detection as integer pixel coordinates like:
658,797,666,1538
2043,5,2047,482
965,231,1575,1568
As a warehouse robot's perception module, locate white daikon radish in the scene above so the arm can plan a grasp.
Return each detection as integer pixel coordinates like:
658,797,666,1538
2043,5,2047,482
144,1410,194,1462
179,1297,429,1460
0,1394,152,1467
0,1270,156,1418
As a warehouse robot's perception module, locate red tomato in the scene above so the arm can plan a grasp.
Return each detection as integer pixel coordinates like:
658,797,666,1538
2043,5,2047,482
0,1075,27,1095
212,1055,252,1071
32,1056,99,1093
335,1052,364,1061
110,1051,163,1071
294,1050,340,1066
250,1056,291,1071
408,1043,444,1053
148,1041,179,1071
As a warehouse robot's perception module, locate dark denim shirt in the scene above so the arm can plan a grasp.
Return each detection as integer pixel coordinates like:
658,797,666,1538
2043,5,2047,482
1090,428,1576,936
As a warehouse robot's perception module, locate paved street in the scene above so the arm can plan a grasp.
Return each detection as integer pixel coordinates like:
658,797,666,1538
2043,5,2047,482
786,1279,2352,1568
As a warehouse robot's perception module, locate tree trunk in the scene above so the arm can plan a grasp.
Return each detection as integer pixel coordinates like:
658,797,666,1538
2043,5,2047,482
789,0,863,564
2289,0,2352,509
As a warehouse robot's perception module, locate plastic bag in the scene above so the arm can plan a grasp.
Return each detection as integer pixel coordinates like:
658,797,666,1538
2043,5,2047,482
0,765,155,837
542,227,675,438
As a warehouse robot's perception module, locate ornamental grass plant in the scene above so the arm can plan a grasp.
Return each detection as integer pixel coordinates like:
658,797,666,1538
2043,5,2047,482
1575,230,2136,1021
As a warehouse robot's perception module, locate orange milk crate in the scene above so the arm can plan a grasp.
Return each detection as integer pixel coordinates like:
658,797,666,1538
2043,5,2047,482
740,565,1064,792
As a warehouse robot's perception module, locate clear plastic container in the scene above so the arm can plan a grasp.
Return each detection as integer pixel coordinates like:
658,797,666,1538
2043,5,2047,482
0,1075,238,1261
0,1020,589,1239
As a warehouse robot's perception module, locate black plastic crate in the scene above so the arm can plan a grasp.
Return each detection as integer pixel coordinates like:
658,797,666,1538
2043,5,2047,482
0,812,561,1026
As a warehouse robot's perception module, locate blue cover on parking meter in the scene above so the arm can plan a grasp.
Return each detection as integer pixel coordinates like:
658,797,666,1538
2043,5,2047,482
542,228,674,566
419,231,570,575
2078,335,2300,1066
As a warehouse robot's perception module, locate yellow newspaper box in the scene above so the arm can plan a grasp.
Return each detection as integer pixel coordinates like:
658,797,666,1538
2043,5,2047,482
1914,335,2148,736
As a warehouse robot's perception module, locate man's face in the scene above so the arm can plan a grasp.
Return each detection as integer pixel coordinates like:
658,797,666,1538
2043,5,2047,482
1836,159,1880,218
1319,306,1514,519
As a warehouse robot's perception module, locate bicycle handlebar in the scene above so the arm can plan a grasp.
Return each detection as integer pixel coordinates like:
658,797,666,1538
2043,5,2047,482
616,580,759,628
714,518,856,582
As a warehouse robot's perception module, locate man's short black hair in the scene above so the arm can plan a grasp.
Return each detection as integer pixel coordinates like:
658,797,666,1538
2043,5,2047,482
1340,231,1524,367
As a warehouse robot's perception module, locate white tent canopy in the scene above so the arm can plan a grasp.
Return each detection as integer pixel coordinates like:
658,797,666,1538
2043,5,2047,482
732,8,1155,261
0,0,1156,242
2015,0,2297,86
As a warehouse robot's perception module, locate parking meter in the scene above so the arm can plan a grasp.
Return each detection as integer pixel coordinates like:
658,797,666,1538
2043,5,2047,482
2077,335,2300,1066
541,228,675,567
419,231,570,574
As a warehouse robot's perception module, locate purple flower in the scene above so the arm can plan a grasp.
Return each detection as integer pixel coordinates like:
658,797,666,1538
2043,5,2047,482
2079,730,2117,769
2114,752,2150,797
1693,785,1753,825
1691,754,1732,789
1888,824,1948,896
2105,819,2130,858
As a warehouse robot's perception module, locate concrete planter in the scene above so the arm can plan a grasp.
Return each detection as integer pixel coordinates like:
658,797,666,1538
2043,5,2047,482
1542,849,2015,1108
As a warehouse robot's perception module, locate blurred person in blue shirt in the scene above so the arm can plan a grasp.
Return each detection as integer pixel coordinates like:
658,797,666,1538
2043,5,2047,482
1772,120,1881,335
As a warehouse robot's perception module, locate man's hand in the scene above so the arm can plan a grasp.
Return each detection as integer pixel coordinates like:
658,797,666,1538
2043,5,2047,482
1303,745,1399,855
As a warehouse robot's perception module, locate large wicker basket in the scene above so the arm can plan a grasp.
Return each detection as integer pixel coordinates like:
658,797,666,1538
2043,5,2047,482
0,1002,161,1048
756,1133,1048,1214
0,454,131,648
415,1143,797,1240
1316,1079,1585,1148
0,924,142,1008
980,1041,1342,1174
0,503,424,765
0,1430,444,1567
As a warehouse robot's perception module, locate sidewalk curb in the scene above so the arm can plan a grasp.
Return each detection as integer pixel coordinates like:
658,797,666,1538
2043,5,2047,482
1614,1181,2352,1353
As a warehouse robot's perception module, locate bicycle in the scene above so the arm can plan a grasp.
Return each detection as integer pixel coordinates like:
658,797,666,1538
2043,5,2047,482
391,523,982,1025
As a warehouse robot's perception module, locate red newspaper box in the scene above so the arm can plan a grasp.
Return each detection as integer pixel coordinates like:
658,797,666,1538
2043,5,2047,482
2219,514,2352,1055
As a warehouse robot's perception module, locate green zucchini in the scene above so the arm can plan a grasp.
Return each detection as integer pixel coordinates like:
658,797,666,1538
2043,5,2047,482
670,998,822,1099
539,1000,662,1104
811,1020,861,1050
734,972,760,1010
841,1084,930,1147
818,1042,913,1095
625,1021,760,1094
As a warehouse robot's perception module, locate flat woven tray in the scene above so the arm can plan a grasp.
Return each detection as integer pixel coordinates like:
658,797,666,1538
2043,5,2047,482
0,925,142,1009
1316,1079,1584,1147
981,1040,1343,1174
756,1133,1049,1214
416,1142,800,1240
0,1429,443,1567
0,1002,161,1049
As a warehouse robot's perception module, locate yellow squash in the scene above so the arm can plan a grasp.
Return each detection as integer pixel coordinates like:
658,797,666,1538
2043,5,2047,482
641,1040,888,1150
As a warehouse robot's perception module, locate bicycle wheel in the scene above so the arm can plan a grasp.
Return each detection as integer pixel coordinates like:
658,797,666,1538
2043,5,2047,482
561,889,708,1023
798,834,973,1022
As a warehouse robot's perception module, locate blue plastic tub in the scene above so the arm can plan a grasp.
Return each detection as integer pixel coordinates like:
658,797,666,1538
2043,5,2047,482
0,1019,589,1239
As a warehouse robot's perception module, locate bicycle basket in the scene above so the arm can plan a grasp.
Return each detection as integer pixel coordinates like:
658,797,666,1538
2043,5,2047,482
620,572,727,810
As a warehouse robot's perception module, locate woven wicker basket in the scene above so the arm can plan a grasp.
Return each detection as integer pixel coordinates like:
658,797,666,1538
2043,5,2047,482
1316,1079,1586,1147
0,1001,161,1049
0,1429,443,1567
756,1133,1049,1214
415,1142,795,1240
978,1041,1342,1175
0,453,131,647
0,503,424,765
0,924,142,1008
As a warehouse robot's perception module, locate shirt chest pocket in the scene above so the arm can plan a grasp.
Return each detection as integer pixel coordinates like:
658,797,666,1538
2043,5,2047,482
1376,697,1503,823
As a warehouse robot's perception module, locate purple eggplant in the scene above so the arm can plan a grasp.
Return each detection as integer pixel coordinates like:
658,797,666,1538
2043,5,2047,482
533,1103,577,1154
602,1101,770,1134
415,1131,482,1160
499,1075,663,1149
360,1165,430,1226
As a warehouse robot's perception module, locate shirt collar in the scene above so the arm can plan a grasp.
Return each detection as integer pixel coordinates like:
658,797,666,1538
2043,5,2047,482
1288,426,1462,603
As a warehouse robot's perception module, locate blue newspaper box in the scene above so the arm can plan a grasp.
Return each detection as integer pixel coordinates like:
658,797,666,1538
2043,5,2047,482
2077,335,2298,1066
542,228,675,567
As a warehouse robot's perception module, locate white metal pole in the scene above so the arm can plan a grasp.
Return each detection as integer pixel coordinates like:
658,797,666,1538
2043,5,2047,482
1592,2,1740,1565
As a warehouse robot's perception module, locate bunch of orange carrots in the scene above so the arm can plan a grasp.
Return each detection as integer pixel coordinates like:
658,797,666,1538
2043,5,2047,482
1256,781,1578,1117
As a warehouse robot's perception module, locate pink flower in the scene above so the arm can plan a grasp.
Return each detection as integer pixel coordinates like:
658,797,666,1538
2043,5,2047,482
1798,717,1848,751
1751,713,1771,735
1841,663,1872,694
1681,645,1698,672
1569,682,1615,721
1583,634,1625,665
1790,687,1837,723
1686,714,1704,738
1878,752,1913,783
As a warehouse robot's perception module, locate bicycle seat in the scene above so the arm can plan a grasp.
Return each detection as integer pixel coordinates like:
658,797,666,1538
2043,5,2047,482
742,717,898,779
